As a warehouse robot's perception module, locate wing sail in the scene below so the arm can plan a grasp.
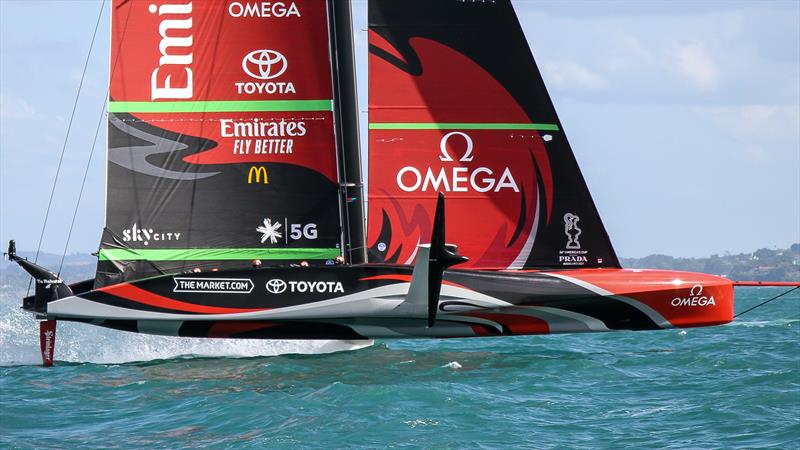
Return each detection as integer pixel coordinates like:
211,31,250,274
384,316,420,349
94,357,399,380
367,0,619,269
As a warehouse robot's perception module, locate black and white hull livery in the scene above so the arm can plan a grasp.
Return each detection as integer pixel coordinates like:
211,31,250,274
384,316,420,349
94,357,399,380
23,262,736,341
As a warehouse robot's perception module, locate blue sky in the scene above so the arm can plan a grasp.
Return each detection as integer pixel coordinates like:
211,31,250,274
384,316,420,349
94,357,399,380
1,0,798,258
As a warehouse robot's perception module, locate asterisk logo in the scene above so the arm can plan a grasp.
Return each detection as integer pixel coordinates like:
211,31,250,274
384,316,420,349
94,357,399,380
257,218,282,244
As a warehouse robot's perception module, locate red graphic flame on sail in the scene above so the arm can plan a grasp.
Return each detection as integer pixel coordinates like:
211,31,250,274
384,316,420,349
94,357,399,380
368,34,553,268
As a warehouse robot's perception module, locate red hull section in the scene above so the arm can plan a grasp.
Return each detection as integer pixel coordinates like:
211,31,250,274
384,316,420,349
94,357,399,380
546,269,735,329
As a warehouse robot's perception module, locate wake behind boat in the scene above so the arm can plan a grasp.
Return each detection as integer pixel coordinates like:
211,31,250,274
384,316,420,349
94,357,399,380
8,0,796,367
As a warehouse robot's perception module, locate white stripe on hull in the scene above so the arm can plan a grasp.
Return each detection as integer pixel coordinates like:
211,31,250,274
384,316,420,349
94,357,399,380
544,272,672,328
47,282,514,323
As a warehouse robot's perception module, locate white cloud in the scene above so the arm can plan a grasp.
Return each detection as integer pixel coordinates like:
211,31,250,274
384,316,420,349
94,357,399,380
541,60,609,90
669,43,720,90
741,144,768,162
515,4,799,103
0,92,36,119
697,104,800,139
691,104,800,164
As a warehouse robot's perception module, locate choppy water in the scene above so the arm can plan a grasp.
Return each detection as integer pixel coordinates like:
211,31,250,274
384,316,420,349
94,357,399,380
1,281,798,449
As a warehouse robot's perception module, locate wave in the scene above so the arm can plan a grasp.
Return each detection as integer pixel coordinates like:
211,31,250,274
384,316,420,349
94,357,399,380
728,318,799,328
0,292,372,366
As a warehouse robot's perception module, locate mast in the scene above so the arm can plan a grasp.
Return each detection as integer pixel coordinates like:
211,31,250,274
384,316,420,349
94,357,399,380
328,0,367,264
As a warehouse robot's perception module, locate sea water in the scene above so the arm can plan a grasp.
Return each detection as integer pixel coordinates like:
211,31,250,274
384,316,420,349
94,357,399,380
1,276,797,448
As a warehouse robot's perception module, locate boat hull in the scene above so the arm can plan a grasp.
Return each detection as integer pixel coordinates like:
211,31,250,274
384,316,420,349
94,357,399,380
25,265,734,339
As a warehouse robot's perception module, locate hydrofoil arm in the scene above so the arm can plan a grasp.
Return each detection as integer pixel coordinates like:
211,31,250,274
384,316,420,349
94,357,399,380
397,193,468,327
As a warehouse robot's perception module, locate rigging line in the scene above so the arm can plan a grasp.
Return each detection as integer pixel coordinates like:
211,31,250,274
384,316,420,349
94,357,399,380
27,0,106,294
58,95,105,276
59,0,136,277
734,286,799,318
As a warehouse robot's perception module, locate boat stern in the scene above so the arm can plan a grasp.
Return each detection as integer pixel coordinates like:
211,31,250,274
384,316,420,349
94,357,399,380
551,269,735,329
624,272,734,329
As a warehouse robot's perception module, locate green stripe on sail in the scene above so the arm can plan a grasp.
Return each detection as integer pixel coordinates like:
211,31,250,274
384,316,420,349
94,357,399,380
108,100,333,113
98,248,341,262
368,122,560,131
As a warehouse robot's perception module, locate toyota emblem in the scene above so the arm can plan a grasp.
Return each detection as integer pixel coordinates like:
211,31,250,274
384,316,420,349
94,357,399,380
242,49,288,80
265,279,287,294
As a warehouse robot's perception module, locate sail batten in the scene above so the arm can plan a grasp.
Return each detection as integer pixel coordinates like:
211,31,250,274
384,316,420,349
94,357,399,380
98,248,341,262
108,100,334,113
369,123,560,131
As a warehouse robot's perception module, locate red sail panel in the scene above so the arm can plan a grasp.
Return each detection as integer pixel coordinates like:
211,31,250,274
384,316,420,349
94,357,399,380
368,35,549,268
110,1,331,102
98,1,342,286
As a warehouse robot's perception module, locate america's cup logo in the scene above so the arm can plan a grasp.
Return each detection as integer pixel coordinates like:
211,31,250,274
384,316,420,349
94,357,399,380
564,213,582,249
242,49,288,80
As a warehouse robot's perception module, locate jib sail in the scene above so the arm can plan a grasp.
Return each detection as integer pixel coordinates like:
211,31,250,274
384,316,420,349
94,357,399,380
367,0,619,269
96,0,342,287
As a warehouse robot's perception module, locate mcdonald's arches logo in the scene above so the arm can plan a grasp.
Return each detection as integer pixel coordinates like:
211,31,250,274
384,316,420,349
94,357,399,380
248,166,269,184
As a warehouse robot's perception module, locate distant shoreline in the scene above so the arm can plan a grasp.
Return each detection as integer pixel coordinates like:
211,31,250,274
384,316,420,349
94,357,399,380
622,243,799,282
